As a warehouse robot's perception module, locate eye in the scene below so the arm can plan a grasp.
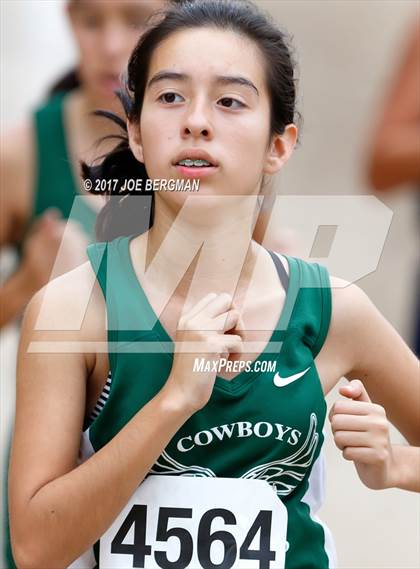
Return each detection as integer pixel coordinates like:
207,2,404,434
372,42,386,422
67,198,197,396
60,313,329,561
128,21,144,30
157,92,184,104
218,97,245,109
78,14,102,29
125,18,146,31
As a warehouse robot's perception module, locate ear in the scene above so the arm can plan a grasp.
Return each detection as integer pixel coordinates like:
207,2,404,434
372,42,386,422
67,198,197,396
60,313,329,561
263,124,298,175
127,120,144,163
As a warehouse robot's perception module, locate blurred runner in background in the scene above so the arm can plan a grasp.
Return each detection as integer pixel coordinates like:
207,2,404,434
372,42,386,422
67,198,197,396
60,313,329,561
0,0,169,329
366,19,420,357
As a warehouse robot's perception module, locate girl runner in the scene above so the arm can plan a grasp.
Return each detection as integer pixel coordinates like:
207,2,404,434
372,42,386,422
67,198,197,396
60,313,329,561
8,1,420,568
0,0,168,329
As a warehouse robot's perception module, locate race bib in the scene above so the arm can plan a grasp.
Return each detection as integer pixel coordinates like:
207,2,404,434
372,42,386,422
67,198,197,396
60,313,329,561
100,475,288,569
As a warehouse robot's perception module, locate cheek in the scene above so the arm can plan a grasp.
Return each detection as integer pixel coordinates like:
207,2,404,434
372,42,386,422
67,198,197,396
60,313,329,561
76,34,101,72
225,126,269,179
141,110,176,174
225,108,269,152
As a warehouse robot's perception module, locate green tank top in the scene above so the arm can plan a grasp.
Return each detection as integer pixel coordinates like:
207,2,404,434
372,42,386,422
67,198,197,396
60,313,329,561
70,234,337,569
18,91,97,255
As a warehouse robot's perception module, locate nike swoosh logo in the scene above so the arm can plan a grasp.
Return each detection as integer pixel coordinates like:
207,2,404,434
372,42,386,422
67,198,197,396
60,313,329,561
273,366,311,387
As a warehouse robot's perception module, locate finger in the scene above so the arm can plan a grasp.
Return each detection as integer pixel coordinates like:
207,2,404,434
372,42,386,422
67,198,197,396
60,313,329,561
224,310,246,340
219,334,243,354
44,207,61,218
40,208,62,227
204,292,233,318
40,216,63,238
233,313,246,336
333,430,370,450
188,334,243,356
339,379,371,403
330,414,370,433
185,293,219,319
213,309,240,332
342,447,380,464
26,213,49,235
329,399,373,417
237,313,245,330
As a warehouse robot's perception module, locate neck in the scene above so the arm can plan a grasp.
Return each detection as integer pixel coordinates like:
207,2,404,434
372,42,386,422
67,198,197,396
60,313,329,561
65,87,126,169
70,87,124,138
142,193,264,302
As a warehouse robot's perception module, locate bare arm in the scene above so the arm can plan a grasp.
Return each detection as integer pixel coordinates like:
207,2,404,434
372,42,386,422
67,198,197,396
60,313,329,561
0,122,92,328
389,445,420,492
0,266,36,328
340,283,419,446
328,277,420,492
0,122,36,327
366,22,420,192
9,264,193,568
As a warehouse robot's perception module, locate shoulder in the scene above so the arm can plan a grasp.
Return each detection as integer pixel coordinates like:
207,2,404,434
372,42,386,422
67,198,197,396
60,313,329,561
329,274,373,326
1,120,34,158
319,273,380,372
33,91,66,118
22,261,106,346
311,272,379,392
321,272,374,340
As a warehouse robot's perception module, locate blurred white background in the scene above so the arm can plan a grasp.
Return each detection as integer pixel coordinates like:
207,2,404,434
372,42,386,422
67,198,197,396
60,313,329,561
1,0,419,567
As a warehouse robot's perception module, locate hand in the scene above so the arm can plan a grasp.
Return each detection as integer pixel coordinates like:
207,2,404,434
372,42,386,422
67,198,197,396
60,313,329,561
163,292,244,415
21,208,89,292
328,379,397,490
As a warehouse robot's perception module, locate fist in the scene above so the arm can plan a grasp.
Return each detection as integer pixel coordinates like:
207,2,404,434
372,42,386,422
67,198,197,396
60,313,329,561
21,208,89,291
328,379,396,490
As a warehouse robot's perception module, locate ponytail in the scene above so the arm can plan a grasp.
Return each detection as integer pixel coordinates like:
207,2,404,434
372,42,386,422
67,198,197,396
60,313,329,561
48,68,80,96
80,90,155,242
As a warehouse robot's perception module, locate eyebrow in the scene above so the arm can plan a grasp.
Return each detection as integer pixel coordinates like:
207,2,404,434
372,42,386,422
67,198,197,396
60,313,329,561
147,71,259,96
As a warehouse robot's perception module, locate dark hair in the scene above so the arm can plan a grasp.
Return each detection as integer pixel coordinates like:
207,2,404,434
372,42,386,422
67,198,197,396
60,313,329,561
49,69,80,96
82,0,300,242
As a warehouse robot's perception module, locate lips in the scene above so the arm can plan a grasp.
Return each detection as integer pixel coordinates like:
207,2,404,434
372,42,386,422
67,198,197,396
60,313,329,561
173,163,218,179
172,149,219,167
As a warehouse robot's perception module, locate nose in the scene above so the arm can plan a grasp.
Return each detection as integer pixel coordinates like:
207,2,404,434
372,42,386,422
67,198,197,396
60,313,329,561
99,23,129,61
181,98,213,140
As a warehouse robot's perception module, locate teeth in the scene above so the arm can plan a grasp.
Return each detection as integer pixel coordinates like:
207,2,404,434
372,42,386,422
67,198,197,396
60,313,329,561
178,159,212,167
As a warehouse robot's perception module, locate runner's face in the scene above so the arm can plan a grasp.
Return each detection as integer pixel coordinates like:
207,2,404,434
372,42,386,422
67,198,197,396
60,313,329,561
134,28,280,212
68,0,167,104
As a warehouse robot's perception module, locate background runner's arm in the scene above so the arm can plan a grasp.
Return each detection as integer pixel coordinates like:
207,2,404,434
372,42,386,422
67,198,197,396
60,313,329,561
0,124,89,328
366,22,420,192
0,124,37,328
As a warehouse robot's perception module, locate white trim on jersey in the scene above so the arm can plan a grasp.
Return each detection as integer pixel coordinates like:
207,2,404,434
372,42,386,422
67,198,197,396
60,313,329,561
302,435,338,568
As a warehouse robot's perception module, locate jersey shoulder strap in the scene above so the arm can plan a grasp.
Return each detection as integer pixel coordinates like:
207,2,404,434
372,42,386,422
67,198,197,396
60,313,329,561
33,92,75,217
267,249,289,292
292,257,332,359
86,241,108,298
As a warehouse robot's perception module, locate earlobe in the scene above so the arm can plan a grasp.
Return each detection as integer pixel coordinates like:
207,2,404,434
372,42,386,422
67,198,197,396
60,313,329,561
264,124,298,175
127,120,144,163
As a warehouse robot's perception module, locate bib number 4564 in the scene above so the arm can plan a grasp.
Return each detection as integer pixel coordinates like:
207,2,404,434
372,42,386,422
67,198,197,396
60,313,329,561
100,476,288,569
112,505,275,569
